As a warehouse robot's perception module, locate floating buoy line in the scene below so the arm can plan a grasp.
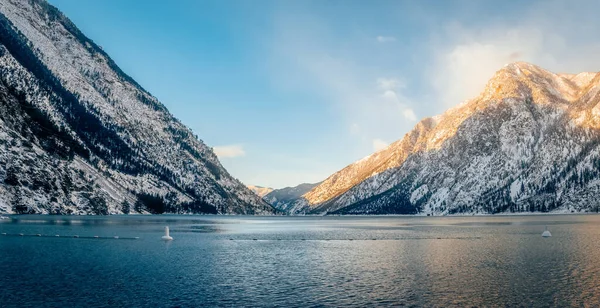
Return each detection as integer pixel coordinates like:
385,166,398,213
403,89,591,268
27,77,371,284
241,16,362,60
226,237,482,241
0,232,139,240
0,226,176,241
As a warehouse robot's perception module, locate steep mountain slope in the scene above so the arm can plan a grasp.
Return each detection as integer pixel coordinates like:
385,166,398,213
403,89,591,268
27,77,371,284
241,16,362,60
263,183,319,214
247,185,274,198
303,119,436,205
0,0,274,214
279,62,600,215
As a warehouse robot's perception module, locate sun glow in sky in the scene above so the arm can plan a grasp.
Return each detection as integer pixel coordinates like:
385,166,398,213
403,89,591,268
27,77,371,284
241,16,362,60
49,0,600,188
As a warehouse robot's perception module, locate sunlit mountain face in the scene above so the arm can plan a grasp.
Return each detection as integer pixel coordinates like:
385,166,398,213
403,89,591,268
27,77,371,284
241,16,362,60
272,62,600,215
247,185,274,198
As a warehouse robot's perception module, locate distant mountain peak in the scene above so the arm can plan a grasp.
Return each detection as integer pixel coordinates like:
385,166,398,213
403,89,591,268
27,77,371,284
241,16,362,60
482,61,599,105
263,183,319,214
247,185,274,198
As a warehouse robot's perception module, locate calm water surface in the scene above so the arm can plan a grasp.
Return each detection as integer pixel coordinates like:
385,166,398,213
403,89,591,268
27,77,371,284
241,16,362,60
1,214,599,307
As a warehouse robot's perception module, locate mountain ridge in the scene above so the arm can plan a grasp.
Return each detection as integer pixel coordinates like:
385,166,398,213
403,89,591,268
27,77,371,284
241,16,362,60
276,61,600,215
263,183,319,214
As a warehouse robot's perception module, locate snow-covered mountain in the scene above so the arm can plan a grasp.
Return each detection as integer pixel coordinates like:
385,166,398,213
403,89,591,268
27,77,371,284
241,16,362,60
263,183,319,214
277,62,600,215
247,185,274,198
0,0,275,215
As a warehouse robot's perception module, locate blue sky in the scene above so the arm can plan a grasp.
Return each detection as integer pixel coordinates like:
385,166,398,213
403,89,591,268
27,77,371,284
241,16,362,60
49,0,600,188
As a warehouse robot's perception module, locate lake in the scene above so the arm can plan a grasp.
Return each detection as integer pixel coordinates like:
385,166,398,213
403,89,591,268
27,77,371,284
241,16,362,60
1,214,599,307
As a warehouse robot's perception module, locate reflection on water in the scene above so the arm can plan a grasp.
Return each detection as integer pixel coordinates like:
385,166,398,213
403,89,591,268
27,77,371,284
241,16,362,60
1,214,600,307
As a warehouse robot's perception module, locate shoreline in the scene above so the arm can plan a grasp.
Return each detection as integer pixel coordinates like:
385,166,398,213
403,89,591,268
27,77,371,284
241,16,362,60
2,211,598,218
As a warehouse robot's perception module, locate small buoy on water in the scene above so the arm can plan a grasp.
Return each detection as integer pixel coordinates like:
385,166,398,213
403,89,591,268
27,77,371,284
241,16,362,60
161,226,173,241
542,226,552,237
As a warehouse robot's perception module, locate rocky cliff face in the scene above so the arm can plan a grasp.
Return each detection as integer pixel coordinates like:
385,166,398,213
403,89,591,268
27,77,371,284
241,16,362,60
279,62,600,215
0,0,274,215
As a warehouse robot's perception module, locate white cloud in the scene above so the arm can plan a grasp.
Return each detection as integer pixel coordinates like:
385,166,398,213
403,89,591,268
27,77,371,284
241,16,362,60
377,36,396,43
403,108,417,121
372,138,389,151
377,79,417,122
430,27,546,108
428,1,600,110
377,77,405,91
213,145,246,158
381,89,397,101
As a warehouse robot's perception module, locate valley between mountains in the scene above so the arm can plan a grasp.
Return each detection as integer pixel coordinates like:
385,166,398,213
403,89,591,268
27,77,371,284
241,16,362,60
2,0,600,216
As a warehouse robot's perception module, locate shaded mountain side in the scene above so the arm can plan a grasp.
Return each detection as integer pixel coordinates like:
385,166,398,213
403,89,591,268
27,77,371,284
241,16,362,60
0,0,275,214
263,183,319,214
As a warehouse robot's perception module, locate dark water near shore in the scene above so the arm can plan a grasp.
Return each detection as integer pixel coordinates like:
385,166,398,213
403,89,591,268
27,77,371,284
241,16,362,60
1,214,600,307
